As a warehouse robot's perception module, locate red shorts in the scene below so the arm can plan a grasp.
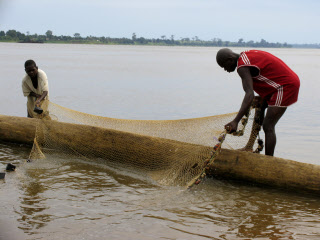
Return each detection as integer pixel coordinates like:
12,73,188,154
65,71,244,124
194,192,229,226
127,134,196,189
266,84,300,107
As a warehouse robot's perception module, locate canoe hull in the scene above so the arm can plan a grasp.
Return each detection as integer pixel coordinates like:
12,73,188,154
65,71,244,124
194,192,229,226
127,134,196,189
1,114,319,194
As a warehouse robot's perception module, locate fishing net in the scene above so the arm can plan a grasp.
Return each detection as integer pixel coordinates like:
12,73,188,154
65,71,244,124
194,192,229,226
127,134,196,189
29,100,262,187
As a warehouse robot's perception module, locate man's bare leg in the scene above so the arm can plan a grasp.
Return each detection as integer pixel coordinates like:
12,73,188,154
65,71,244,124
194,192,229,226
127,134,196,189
263,106,287,156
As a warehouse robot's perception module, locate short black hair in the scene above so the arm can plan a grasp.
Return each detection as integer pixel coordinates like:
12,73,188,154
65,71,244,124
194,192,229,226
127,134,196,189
24,59,37,68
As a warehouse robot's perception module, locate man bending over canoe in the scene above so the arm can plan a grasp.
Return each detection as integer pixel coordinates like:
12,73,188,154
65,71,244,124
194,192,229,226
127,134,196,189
22,60,49,118
216,48,300,156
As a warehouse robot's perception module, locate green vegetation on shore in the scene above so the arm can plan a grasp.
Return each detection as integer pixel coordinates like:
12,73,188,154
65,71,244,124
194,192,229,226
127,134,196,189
1,29,319,48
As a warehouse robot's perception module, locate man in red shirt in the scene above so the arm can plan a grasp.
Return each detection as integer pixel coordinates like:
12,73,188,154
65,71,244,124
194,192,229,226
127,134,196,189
216,48,300,156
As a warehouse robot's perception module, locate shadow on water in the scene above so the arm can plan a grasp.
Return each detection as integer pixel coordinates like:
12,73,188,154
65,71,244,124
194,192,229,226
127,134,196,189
0,44,319,239
1,142,320,239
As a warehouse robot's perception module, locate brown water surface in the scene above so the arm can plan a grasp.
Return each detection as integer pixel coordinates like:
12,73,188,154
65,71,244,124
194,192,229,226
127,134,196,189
0,43,320,239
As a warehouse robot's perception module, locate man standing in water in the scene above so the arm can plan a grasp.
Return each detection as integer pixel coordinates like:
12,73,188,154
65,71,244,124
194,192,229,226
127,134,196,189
216,48,300,156
22,60,49,118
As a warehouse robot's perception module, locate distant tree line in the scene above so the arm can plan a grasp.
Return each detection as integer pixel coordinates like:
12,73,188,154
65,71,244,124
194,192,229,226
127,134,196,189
1,29,318,48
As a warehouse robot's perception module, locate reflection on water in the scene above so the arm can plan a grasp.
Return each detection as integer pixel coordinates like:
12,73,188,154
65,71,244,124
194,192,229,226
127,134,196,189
1,143,320,240
0,44,320,239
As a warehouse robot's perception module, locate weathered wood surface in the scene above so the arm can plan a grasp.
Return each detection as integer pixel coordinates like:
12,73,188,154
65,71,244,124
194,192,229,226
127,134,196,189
0,114,319,194
0,115,38,144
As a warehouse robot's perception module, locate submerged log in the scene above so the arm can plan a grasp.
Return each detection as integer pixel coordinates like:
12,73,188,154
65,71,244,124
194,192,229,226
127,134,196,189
0,114,319,194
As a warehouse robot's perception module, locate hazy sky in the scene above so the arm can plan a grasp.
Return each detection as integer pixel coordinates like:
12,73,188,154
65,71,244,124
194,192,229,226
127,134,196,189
0,0,319,44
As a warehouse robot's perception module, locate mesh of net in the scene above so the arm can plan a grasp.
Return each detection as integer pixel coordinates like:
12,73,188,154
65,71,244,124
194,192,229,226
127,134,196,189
29,100,261,187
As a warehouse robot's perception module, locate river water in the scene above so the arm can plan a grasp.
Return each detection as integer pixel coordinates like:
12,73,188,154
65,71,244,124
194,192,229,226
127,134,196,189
0,43,319,239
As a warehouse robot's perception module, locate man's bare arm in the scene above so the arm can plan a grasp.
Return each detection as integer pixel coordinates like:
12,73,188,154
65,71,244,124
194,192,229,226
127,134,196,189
234,67,255,121
35,91,48,106
29,92,41,98
224,67,254,132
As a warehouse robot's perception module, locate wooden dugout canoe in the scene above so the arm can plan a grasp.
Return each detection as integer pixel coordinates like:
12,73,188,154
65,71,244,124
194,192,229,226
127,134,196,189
0,114,319,194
